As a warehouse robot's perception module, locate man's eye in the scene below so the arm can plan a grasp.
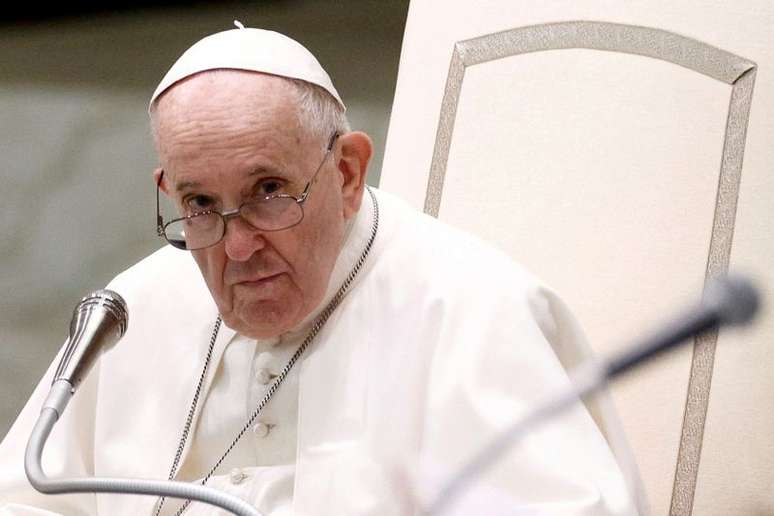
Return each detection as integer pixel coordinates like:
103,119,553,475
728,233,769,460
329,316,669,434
258,180,283,196
186,195,214,212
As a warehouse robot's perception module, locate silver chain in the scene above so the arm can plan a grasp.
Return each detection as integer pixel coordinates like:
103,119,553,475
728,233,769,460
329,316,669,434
155,188,379,516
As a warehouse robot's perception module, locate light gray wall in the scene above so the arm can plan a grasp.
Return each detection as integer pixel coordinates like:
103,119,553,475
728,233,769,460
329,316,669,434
0,1,408,436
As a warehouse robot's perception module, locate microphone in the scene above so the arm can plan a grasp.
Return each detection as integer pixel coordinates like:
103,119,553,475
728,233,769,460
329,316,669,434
53,289,128,389
26,289,262,516
423,273,761,515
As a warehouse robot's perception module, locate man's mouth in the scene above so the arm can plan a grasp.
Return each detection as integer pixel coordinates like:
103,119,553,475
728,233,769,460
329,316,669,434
236,272,283,285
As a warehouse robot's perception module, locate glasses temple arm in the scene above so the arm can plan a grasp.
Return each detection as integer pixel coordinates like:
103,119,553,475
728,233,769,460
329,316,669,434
156,170,164,235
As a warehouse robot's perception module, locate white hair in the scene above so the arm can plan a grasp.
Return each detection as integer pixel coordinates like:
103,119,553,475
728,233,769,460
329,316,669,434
148,72,350,150
286,77,351,143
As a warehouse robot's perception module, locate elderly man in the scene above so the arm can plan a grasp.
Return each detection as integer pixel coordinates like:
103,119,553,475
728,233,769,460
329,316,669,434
0,26,634,515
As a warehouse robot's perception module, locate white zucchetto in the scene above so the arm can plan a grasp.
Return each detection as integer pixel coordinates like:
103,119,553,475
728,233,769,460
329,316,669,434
149,23,345,111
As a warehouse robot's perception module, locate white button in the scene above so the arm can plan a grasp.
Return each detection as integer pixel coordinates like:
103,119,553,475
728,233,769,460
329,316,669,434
255,368,276,385
252,422,272,438
229,468,246,485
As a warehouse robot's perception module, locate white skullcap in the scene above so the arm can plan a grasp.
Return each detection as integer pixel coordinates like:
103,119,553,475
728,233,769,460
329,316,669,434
149,23,345,111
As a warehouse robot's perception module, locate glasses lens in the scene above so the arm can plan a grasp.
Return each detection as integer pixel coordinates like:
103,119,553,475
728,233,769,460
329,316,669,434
241,197,303,231
164,213,224,250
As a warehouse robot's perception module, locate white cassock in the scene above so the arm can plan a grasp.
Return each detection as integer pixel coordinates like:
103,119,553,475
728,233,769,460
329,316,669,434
0,188,636,515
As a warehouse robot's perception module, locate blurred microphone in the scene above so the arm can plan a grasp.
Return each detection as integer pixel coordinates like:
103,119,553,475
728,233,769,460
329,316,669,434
606,274,759,377
52,289,128,389
424,273,761,515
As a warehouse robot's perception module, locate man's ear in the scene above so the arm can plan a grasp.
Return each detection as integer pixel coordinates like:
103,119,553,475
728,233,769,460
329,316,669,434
153,167,169,195
335,131,372,219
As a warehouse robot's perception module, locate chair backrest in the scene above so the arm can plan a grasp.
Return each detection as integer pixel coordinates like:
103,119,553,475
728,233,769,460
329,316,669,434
379,3,774,515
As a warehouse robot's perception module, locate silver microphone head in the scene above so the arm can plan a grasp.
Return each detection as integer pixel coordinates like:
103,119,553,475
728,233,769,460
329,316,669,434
703,273,761,326
53,289,128,389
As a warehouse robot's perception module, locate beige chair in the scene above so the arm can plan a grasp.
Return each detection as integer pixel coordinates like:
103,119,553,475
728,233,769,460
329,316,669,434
379,2,774,515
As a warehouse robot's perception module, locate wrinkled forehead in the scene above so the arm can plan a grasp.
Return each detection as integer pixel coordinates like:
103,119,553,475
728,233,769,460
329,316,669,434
155,70,295,117
152,70,305,145
151,72,320,186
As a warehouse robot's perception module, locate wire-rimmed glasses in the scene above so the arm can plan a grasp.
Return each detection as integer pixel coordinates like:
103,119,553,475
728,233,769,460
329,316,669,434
156,132,339,250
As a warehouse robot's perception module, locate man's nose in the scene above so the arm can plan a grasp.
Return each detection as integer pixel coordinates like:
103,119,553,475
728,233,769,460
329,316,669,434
223,215,266,261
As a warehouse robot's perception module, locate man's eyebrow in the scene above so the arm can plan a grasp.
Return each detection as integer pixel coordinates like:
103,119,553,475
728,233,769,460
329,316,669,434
174,166,282,193
247,165,281,178
175,180,201,193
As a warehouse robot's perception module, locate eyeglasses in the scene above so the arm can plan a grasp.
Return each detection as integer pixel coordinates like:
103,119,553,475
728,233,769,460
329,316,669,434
156,132,339,251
